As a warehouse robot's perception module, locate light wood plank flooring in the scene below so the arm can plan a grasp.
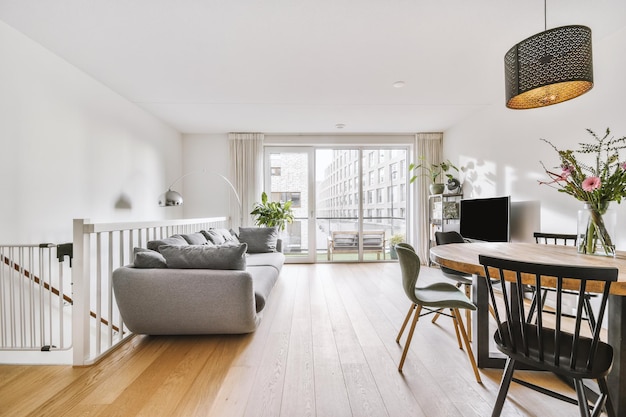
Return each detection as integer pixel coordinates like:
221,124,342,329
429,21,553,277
0,263,597,417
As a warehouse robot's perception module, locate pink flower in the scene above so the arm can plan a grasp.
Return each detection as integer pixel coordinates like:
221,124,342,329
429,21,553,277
561,165,574,176
582,176,601,191
621,162,626,170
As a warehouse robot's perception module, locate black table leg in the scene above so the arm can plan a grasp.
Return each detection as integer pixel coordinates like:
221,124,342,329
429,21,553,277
472,275,506,368
608,294,625,417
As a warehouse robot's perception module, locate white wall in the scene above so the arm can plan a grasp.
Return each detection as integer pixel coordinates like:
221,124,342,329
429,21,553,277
180,134,232,219
0,20,183,244
180,134,418,236
444,26,626,248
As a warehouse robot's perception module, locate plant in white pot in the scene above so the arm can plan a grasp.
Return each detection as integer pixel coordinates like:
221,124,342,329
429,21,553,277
389,233,405,259
250,192,295,231
409,158,459,194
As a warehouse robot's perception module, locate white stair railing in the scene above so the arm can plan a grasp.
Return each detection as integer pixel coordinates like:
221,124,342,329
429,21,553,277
72,217,229,366
1,217,229,365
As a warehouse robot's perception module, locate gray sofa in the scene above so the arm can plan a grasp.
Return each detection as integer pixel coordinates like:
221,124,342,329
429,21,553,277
112,228,284,335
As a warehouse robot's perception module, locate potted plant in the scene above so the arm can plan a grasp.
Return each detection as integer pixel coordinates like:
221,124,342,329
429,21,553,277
389,233,405,259
409,157,459,194
250,191,295,231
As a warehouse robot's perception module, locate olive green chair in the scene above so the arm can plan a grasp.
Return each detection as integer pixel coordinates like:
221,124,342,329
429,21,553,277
394,243,481,383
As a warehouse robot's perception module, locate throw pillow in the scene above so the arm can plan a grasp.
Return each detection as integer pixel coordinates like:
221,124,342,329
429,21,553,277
201,228,241,246
334,233,356,247
147,235,189,252
180,232,210,245
159,243,248,270
201,229,225,245
132,247,167,268
238,227,278,253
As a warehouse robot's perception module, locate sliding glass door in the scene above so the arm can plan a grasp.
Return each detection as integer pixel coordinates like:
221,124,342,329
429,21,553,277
317,148,408,262
264,146,409,263
264,148,316,263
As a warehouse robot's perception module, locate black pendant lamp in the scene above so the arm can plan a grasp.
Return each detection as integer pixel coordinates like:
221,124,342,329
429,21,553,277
504,2,593,109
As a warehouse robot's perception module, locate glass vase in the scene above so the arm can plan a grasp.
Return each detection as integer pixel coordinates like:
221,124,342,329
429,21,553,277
577,202,616,257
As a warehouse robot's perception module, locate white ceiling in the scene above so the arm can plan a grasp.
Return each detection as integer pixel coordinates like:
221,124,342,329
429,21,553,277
1,0,625,134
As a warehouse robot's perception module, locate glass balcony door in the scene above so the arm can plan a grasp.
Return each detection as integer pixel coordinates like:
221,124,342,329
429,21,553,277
264,147,315,263
264,146,409,263
318,148,408,262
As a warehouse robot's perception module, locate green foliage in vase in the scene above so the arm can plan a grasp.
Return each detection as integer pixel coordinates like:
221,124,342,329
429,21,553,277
250,192,295,231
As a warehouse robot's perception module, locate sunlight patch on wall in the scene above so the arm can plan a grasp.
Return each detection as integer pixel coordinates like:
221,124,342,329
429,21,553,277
458,156,497,198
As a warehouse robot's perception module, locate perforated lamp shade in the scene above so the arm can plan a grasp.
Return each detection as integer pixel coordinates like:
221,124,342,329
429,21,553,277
505,25,593,109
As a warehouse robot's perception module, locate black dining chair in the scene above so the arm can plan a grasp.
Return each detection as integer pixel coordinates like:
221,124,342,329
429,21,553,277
479,254,617,417
395,243,481,382
531,232,597,330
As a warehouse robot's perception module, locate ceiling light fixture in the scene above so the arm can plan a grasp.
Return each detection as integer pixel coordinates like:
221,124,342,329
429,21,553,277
504,0,593,109
392,81,406,88
335,123,346,129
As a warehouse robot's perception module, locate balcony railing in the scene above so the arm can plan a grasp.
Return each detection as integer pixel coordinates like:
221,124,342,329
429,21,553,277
278,216,407,261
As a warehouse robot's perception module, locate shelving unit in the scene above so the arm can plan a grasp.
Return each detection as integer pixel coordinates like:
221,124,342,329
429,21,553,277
428,193,462,265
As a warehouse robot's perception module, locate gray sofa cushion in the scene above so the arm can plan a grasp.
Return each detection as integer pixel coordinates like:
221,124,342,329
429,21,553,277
202,228,240,245
333,233,357,247
246,252,286,273
159,243,248,270
147,235,189,252
238,227,278,253
133,247,167,268
247,265,280,312
180,232,210,245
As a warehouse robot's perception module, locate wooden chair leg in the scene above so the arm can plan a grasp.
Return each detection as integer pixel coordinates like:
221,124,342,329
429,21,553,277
437,284,473,341
396,304,415,343
398,304,422,372
431,311,442,323
450,308,463,349
453,308,481,383
464,284,472,341
440,283,473,342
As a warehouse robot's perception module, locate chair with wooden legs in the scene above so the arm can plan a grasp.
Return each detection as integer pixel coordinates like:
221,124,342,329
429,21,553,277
531,232,597,330
394,243,481,383
431,231,497,341
479,255,616,417
433,231,474,338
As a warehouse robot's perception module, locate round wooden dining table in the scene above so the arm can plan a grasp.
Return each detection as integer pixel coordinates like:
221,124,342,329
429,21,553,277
430,242,626,417
430,241,626,294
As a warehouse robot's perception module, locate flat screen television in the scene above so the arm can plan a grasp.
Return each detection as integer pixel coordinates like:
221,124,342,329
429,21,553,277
459,196,511,242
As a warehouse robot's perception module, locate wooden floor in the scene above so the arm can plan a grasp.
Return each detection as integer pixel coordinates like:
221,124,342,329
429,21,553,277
0,263,595,417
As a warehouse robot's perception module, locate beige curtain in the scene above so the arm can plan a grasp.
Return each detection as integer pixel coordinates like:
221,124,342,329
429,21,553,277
415,132,443,263
229,133,264,228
